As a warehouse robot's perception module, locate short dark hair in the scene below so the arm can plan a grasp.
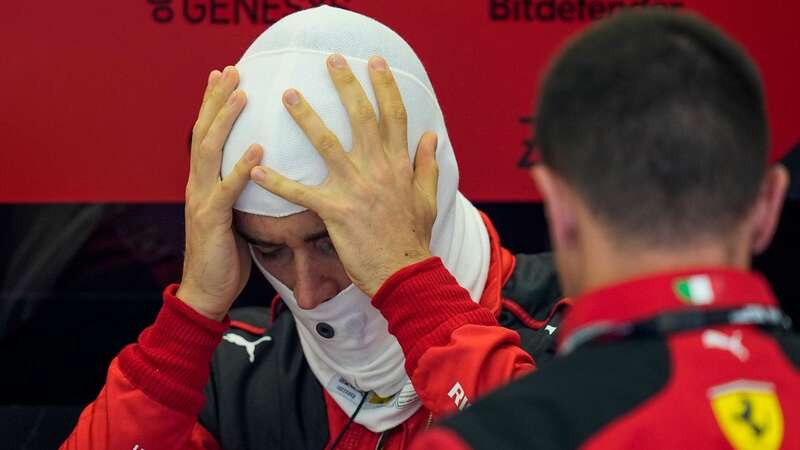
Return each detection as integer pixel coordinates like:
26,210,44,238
535,10,768,245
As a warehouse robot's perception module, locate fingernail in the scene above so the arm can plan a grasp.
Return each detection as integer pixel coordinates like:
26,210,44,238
369,57,386,71
284,89,300,106
222,66,233,80
246,146,260,163
329,54,346,69
228,90,240,105
252,167,266,181
209,70,220,84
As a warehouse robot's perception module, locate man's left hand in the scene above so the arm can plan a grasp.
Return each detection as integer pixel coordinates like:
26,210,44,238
250,54,439,297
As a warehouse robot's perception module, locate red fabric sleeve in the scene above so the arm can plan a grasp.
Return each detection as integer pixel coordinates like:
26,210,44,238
60,284,226,450
409,427,474,449
372,257,535,417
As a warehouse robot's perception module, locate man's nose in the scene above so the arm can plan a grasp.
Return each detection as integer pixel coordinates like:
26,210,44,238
292,258,338,310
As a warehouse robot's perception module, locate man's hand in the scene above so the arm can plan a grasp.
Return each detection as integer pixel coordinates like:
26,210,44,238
176,66,262,321
250,55,439,297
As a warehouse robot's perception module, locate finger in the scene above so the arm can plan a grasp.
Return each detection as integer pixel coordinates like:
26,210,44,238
368,56,408,155
193,66,239,146
190,89,247,185
189,70,222,179
282,88,353,175
413,132,439,202
250,165,324,213
326,54,381,147
188,69,222,184
215,144,263,206
201,69,222,109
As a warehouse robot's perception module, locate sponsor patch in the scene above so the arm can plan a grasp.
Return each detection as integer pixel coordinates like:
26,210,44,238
326,376,418,410
708,380,784,450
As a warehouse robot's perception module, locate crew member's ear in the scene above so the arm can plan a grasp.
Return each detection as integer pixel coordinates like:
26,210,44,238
530,165,580,251
749,164,790,254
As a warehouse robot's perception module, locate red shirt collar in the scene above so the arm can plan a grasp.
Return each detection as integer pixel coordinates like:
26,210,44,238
557,268,779,349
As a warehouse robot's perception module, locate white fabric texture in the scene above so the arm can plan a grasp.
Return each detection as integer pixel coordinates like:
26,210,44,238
221,5,490,432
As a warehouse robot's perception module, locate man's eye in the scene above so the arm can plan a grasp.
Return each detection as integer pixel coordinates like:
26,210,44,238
259,247,286,261
317,238,337,256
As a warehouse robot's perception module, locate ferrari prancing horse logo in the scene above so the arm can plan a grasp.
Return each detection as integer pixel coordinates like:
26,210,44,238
708,380,784,450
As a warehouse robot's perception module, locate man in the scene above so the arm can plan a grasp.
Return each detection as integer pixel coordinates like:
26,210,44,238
396,10,800,450
62,6,566,450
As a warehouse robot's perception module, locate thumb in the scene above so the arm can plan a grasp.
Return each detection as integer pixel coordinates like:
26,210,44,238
217,144,263,206
413,132,439,201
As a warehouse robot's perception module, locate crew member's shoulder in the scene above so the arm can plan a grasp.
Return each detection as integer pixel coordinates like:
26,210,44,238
440,339,671,450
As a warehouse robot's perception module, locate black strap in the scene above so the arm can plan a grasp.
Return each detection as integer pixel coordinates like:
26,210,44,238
560,304,792,355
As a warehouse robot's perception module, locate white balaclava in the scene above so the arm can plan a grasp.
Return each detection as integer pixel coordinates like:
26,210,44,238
221,5,490,432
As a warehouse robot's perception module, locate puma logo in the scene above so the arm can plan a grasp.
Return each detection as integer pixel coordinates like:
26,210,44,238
222,333,273,363
702,329,749,362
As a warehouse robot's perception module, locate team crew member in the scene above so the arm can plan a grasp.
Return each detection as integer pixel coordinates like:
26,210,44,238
62,6,566,450
403,11,800,450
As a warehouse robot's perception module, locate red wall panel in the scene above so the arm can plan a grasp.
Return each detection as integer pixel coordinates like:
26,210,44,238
1,0,797,202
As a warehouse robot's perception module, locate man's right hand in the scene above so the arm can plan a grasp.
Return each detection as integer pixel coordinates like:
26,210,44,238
176,66,262,321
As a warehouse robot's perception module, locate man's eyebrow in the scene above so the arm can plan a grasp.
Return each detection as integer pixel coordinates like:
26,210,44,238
236,229,281,247
235,229,329,247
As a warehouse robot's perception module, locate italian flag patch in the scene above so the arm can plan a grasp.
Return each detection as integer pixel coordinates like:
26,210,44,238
674,275,714,305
